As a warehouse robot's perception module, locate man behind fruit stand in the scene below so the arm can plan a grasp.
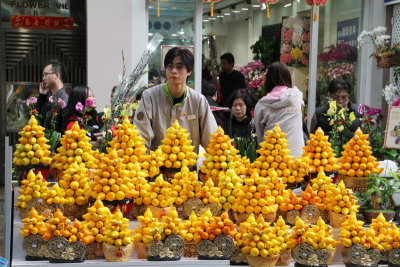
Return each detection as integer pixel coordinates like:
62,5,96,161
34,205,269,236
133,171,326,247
133,47,217,153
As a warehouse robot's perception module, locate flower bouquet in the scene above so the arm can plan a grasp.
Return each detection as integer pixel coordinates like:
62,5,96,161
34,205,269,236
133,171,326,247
238,61,266,92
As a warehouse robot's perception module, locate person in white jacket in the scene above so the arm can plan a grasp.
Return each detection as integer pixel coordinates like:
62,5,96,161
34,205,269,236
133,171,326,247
254,62,305,158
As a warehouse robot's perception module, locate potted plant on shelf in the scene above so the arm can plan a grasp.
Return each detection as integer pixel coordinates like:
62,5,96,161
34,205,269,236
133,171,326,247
361,171,400,223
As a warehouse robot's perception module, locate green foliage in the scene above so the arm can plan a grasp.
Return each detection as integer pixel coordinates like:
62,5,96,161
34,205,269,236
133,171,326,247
362,172,400,211
250,36,276,67
234,136,257,163
47,131,61,154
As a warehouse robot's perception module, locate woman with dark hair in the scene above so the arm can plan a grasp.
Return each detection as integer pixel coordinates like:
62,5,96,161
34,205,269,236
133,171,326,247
229,89,254,138
310,79,362,137
254,62,304,158
65,86,100,137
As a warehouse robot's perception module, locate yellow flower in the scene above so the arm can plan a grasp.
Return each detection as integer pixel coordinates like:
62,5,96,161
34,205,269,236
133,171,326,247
338,109,345,120
327,101,337,116
102,107,111,120
337,125,344,132
349,112,356,122
291,47,303,61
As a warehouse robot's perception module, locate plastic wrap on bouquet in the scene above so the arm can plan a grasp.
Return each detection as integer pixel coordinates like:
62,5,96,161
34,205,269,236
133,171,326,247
147,235,184,261
102,243,133,262
85,242,104,259
292,244,333,266
342,244,381,266
197,234,234,260
23,235,49,261
246,255,279,267
336,175,370,192
47,236,86,263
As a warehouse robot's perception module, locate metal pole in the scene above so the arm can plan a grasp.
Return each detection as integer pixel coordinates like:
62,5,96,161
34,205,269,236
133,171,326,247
307,6,319,130
194,0,203,92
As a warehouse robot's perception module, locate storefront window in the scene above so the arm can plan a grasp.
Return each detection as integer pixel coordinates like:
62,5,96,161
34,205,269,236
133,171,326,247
148,0,195,87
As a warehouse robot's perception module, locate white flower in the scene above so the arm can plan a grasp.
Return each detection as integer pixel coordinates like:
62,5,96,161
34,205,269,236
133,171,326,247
383,83,400,105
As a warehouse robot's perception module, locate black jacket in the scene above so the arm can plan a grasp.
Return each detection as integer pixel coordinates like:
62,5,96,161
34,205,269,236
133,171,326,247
231,116,253,138
219,70,246,107
310,101,362,138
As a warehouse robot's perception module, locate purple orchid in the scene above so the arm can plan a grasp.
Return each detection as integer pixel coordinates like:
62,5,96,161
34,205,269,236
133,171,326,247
49,96,54,103
85,98,95,107
58,98,66,109
75,102,84,112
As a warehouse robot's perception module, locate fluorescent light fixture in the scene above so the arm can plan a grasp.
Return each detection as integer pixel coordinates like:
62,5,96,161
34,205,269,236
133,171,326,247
148,33,154,36
203,19,209,22
284,3,292,7
241,7,249,10
232,10,241,13
171,34,178,37
252,4,260,7
217,15,224,18
261,3,266,10
224,12,231,15
296,0,300,2
179,29,184,34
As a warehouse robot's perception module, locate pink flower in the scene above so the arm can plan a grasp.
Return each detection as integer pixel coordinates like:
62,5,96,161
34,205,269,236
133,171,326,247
75,102,84,112
302,43,310,54
49,96,54,103
301,55,309,66
85,98,95,107
282,29,293,43
280,44,291,54
393,98,400,106
58,99,66,109
293,33,302,46
302,32,310,42
280,53,292,64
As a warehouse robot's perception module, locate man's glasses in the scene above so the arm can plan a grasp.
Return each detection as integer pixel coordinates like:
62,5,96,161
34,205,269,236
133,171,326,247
166,64,186,71
332,94,349,100
42,72,56,77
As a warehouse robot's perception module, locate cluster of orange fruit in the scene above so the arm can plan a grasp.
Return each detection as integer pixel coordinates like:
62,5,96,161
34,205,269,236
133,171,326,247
302,127,339,173
340,213,375,249
158,120,198,169
81,198,113,244
339,128,383,177
181,209,236,243
13,115,52,166
58,162,90,206
200,126,247,179
15,170,50,209
326,180,359,215
250,125,308,184
236,214,288,258
19,208,48,238
134,208,168,244
369,213,400,251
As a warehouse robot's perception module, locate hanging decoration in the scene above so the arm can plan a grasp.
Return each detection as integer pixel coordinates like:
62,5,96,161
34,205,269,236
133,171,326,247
203,0,221,17
306,0,328,21
258,0,279,18
150,0,168,18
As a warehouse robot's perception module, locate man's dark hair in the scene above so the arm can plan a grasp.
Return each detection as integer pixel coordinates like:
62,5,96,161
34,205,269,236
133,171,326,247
44,59,66,83
263,61,292,95
328,79,352,95
220,52,235,65
202,82,217,97
164,47,194,72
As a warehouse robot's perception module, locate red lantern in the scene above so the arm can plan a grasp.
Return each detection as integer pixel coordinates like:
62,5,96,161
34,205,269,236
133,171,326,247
203,0,221,17
258,0,279,18
306,0,328,21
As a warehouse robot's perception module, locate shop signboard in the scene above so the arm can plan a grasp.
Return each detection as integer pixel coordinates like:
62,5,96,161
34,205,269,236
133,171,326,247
337,18,359,48
384,105,400,149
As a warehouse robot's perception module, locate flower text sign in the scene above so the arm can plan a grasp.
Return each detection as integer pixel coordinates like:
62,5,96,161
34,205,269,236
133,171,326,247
10,15,73,30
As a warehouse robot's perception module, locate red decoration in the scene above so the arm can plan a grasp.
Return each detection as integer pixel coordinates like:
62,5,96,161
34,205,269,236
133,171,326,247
203,0,221,17
258,0,279,18
305,0,328,21
10,15,73,30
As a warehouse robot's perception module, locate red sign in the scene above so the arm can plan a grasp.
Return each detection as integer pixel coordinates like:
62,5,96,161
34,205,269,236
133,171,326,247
10,15,74,30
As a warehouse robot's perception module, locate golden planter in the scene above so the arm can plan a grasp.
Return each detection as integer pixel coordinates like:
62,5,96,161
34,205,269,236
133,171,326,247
336,175,370,192
102,243,133,262
246,255,279,267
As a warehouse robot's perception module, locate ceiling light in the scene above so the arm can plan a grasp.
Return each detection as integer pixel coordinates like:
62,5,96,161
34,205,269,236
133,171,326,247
171,34,177,37
203,19,209,22
252,4,260,8
217,15,224,18
241,7,249,10
232,10,240,13
224,12,231,16
296,0,300,2
179,29,184,34
209,17,216,20
261,3,266,10
148,33,154,36
284,3,292,7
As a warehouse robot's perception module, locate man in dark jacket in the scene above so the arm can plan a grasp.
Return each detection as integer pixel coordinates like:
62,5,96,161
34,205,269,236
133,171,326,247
310,79,362,138
219,52,246,107
36,59,69,133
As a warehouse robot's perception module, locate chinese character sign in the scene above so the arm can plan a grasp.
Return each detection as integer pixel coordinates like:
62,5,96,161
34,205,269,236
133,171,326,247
10,15,73,30
337,18,359,49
